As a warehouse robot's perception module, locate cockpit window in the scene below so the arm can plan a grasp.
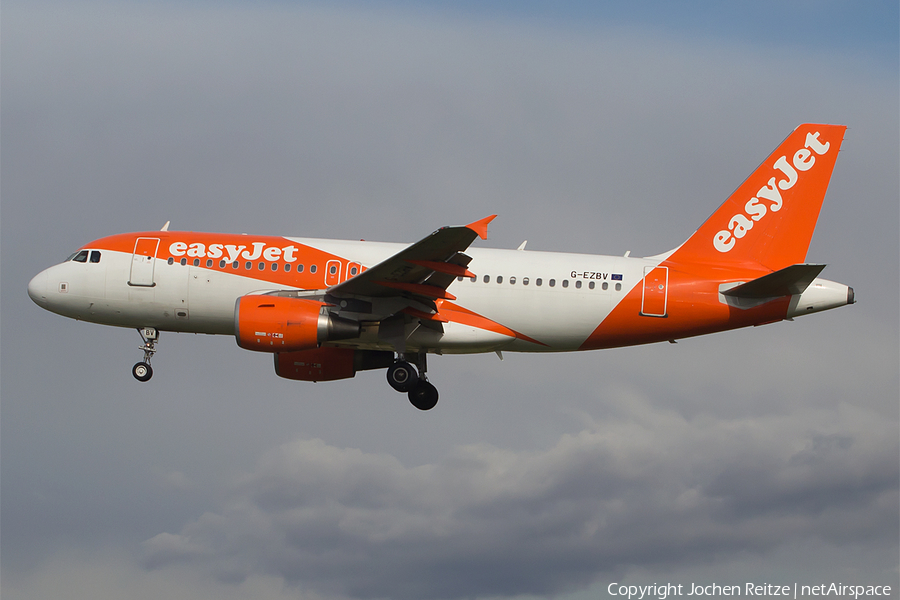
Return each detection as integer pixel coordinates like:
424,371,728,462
71,250,89,263
90,251,101,263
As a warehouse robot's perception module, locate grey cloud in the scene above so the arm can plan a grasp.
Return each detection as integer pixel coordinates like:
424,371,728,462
3,2,897,599
141,397,898,599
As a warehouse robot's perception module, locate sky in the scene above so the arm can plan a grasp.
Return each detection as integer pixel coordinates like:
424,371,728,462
2,1,898,599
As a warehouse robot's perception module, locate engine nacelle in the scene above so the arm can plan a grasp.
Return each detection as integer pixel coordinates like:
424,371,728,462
234,296,360,352
274,347,394,382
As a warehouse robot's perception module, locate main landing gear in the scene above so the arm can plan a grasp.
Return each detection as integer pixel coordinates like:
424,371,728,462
132,327,158,382
387,353,438,411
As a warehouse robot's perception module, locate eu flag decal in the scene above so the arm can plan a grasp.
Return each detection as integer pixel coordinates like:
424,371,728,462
611,274,623,281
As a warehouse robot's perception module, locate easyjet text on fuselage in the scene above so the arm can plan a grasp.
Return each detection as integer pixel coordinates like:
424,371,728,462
168,241,300,263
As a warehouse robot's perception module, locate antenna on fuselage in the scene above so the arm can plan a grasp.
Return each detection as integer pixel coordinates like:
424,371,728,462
160,221,170,232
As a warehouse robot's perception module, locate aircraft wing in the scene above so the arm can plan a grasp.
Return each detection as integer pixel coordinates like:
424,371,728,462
325,215,496,304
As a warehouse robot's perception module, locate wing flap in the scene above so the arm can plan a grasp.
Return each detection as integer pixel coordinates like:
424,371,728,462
326,217,495,304
406,260,476,278
375,281,457,300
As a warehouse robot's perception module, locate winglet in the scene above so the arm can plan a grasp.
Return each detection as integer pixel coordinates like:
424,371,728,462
466,215,497,240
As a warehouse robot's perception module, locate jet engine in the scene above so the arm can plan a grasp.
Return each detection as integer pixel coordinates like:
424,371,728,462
234,296,360,352
274,347,394,382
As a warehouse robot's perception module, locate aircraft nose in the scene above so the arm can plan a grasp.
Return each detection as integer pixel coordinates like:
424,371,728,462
28,270,49,305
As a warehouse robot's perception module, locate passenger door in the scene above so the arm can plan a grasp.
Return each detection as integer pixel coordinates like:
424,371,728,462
129,237,159,287
640,265,668,317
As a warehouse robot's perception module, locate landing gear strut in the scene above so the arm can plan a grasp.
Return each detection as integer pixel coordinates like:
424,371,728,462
387,352,439,410
133,327,158,382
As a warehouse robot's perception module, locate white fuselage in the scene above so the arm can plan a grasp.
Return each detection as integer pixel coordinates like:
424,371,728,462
27,235,851,356
28,238,654,353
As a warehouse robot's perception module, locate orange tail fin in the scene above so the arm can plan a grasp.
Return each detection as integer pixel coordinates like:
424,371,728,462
671,124,846,271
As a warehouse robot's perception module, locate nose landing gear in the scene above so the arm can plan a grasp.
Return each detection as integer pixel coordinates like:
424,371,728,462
132,327,158,382
387,353,439,411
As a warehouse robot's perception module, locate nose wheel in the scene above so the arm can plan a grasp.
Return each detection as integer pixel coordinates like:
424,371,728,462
387,353,439,410
132,361,153,382
133,327,159,382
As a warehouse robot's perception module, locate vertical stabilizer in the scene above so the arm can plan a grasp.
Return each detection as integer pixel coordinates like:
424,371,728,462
671,124,846,271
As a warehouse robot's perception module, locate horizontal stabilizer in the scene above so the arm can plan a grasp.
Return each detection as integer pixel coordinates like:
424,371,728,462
723,264,826,299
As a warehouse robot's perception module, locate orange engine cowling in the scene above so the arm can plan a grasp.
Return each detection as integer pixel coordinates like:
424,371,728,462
234,296,360,352
275,347,394,382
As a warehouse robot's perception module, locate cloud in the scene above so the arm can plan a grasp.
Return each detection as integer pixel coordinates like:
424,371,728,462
2,2,897,599
141,393,898,599
1,548,305,600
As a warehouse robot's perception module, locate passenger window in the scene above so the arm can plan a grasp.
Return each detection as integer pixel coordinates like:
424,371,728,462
483,275,490,283
523,278,529,285
615,283,622,291
509,277,516,285
167,257,174,265
329,265,337,274
469,276,476,282
602,282,608,290
549,279,556,287
245,261,251,270
457,276,463,282
72,250,89,263
180,258,187,266
497,276,503,284
575,280,582,289
351,267,359,276
219,260,226,268
207,259,213,267
232,261,239,269
89,251,101,263
562,280,569,288
284,264,291,272
258,262,265,270
310,265,317,274
271,263,278,271
536,278,542,286
193,258,200,267
297,264,304,273
589,281,595,289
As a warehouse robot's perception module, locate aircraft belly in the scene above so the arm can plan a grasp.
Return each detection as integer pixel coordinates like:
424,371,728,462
409,322,511,353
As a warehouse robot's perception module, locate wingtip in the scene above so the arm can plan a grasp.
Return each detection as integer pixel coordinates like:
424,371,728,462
466,215,497,240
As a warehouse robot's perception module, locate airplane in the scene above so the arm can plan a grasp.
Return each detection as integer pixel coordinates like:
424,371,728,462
28,123,854,410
